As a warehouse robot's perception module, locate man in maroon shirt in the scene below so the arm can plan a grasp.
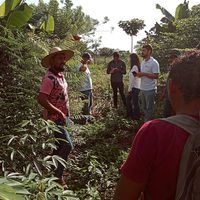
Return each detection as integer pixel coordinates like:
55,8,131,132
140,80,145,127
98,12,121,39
113,50,200,200
37,47,74,186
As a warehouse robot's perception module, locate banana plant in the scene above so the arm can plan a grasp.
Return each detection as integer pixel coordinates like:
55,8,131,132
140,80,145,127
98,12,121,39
0,0,33,29
175,0,189,20
0,0,54,33
27,11,55,33
151,0,190,34
156,0,189,22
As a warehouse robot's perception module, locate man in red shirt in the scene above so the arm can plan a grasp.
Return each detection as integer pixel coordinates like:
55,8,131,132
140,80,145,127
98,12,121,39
37,47,74,186
113,50,200,200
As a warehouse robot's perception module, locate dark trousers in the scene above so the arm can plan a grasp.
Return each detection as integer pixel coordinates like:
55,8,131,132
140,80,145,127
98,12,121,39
53,121,73,178
127,88,140,119
111,82,126,108
80,89,93,115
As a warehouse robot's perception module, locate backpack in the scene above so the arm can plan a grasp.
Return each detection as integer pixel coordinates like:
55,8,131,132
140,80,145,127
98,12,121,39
162,114,200,200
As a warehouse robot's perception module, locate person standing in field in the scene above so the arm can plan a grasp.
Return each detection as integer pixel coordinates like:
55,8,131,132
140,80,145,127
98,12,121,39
137,44,160,122
37,47,74,187
78,52,93,115
113,50,200,200
107,52,127,109
127,53,141,120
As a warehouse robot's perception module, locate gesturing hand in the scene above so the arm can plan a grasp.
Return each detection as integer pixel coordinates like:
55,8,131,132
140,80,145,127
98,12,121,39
58,111,67,123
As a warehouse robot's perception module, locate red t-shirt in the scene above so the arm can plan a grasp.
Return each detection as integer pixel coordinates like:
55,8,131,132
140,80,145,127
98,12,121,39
39,70,69,122
121,119,189,200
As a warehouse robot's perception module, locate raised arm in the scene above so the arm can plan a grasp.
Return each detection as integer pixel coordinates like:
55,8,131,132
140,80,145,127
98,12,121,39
107,62,112,74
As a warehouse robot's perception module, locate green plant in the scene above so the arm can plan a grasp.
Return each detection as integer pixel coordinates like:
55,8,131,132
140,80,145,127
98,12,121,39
0,0,33,29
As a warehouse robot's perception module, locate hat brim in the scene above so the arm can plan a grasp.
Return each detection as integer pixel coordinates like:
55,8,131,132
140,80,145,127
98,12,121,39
41,50,74,68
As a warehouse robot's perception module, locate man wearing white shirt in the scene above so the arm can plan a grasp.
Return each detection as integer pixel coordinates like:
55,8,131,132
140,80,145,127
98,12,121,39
78,52,93,115
137,44,160,122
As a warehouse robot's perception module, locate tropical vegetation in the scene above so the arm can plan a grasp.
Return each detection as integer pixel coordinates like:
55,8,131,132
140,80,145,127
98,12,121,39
0,0,200,199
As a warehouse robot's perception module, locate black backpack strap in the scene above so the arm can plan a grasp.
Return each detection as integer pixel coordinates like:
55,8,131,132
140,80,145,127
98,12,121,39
47,75,56,88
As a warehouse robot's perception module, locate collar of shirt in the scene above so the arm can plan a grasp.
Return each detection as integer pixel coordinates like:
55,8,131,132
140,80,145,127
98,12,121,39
48,69,64,78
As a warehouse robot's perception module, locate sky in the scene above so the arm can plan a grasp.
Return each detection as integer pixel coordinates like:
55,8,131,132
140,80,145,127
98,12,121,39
1,0,200,51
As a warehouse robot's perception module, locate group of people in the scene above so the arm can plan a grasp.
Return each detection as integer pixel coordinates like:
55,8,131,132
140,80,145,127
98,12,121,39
107,44,160,122
37,44,200,199
114,50,200,199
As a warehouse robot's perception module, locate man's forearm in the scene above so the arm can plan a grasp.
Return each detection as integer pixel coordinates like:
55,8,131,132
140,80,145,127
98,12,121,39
139,72,158,79
38,97,61,115
145,73,158,79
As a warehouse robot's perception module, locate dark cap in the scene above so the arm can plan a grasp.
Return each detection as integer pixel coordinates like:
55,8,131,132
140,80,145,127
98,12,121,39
82,52,92,60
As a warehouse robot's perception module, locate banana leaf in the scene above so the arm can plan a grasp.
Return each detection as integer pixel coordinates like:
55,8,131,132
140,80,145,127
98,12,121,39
6,3,33,29
156,4,174,22
0,0,22,17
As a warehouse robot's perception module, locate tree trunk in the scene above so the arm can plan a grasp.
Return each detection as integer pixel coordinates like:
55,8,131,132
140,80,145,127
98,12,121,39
131,35,134,53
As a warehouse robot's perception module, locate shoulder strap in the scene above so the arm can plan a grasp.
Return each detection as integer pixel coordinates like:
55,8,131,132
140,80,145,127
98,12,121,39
161,115,200,200
47,75,56,88
161,114,200,136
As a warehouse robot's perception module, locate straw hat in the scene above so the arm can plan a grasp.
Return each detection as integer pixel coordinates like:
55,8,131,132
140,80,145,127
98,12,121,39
41,47,74,68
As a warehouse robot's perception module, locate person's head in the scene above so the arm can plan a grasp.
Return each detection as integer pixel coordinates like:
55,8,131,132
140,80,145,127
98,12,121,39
168,54,178,65
113,52,120,62
41,47,74,72
168,50,200,115
129,53,140,71
141,44,153,59
82,52,92,64
166,50,180,65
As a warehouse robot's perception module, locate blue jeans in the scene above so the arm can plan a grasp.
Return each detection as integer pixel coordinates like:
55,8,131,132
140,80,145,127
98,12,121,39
53,121,73,178
140,89,156,122
81,90,93,115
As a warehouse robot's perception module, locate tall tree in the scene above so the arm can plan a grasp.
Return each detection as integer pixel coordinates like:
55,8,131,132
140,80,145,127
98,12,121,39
118,18,145,52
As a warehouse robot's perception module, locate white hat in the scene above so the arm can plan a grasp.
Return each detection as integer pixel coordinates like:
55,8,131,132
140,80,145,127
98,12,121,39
41,47,74,68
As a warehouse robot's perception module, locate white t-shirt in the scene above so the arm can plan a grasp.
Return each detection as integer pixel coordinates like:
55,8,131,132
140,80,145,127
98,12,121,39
78,64,93,91
128,65,141,92
140,57,160,91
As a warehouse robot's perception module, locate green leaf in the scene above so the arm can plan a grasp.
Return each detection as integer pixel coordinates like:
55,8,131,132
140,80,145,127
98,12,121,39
33,161,42,177
156,4,174,21
6,3,33,29
45,15,54,33
7,0,22,13
10,150,15,161
40,14,54,33
0,183,25,200
0,0,22,17
0,2,6,17
175,1,189,20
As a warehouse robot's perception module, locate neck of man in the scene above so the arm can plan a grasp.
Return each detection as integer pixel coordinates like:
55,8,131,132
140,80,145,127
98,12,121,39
145,56,151,61
49,67,62,75
175,99,200,119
